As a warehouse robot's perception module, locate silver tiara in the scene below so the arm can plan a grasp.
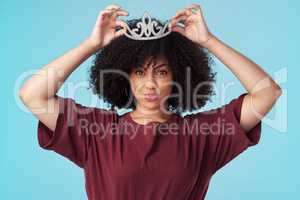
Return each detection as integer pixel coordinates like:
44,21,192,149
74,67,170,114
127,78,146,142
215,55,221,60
123,12,172,40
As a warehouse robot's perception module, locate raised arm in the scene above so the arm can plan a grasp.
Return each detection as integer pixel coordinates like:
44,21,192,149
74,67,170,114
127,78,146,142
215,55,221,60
19,4,128,131
170,4,282,132
199,35,282,132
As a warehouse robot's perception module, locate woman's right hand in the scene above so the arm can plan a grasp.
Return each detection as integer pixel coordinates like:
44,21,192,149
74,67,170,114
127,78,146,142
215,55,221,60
88,4,129,50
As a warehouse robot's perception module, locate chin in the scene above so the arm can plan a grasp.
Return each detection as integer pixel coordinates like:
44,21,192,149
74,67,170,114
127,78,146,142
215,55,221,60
144,101,160,107
144,100,167,110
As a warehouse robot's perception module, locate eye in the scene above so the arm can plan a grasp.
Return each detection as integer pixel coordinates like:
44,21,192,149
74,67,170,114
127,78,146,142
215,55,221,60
135,70,144,76
156,70,168,76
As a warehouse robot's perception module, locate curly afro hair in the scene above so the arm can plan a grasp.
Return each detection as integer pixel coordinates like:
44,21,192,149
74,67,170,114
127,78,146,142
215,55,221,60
89,17,216,114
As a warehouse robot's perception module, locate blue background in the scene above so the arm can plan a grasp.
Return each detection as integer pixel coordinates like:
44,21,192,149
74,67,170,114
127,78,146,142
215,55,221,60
1,0,298,199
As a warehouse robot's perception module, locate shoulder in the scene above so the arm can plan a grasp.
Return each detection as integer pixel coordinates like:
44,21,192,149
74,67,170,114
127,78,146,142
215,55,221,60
57,96,119,123
181,109,218,124
183,93,248,121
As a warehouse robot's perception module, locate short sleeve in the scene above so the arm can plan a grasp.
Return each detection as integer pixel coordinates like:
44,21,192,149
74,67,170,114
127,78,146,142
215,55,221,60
205,92,262,173
37,96,114,168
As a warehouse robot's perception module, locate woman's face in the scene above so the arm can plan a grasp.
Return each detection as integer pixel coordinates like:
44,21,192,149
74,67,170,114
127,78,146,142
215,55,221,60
129,56,173,112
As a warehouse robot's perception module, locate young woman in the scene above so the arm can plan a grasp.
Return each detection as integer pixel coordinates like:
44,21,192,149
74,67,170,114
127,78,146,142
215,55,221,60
19,4,282,200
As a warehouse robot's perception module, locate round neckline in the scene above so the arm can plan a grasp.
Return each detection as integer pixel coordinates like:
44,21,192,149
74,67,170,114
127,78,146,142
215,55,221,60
124,111,177,126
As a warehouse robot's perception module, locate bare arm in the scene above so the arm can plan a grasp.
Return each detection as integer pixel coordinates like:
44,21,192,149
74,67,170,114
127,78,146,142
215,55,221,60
170,4,282,132
19,38,99,103
201,35,282,132
19,38,99,131
19,4,128,131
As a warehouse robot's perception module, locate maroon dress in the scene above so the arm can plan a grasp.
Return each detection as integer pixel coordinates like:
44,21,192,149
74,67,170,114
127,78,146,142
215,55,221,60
37,92,261,200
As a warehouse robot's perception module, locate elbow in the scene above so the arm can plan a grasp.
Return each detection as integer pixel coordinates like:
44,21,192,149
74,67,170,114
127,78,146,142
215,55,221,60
19,86,29,104
253,84,282,101
19,86,35,105
19,85,51,106
273,84,283,99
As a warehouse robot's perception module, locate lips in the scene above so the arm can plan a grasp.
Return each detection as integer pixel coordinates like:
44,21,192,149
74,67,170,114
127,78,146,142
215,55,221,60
144,93,157,96
144,93,159,101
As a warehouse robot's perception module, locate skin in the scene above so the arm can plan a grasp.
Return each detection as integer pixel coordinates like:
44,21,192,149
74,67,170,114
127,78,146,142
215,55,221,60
129,55,174,125
19,3,282,133
169,4,282,132
19,4,129,131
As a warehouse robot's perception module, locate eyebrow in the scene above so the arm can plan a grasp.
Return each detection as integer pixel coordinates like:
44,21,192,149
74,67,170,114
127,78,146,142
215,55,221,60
137,63,168,70
153,63,169,69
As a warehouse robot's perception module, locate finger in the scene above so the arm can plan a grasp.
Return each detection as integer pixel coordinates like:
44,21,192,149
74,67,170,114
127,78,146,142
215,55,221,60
114,20,128,31
185,4,201,10
185,4,203,16
106,9,129,19
115,20,127,27
104,5,121,14
170,15,188,28
114,9,129,17
97,10,128,29
105,4,121,10
114,29,126,38
185,4,201,13
170,10,192,27
116,8,129,13
173,8,191,19
170,14,185,27
172,26,185,35
99,10,113,18
96,10,113,25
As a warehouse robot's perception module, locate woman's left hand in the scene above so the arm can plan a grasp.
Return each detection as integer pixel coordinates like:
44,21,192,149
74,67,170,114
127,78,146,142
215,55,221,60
169,4,214,47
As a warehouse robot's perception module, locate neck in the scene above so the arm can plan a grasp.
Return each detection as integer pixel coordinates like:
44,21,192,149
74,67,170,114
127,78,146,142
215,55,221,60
132,104,172,121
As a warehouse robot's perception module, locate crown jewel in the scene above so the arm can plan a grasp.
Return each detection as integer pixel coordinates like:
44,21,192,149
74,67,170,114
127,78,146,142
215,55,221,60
123,12,171,40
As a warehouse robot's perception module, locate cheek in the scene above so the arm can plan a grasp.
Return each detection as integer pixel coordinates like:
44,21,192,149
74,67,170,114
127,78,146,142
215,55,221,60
130,78,139,89
130,75,173,96
158,79,173,95
129,78,143,98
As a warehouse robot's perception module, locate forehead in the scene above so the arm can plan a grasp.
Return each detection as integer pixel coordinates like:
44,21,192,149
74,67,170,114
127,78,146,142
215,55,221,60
138,56,170,70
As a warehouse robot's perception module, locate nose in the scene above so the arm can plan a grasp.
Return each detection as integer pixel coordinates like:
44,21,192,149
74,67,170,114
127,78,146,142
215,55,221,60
144,73,157,91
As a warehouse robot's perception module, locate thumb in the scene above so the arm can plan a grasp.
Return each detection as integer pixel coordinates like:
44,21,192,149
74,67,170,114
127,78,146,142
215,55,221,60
115,28,126,38
171,25,185,35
